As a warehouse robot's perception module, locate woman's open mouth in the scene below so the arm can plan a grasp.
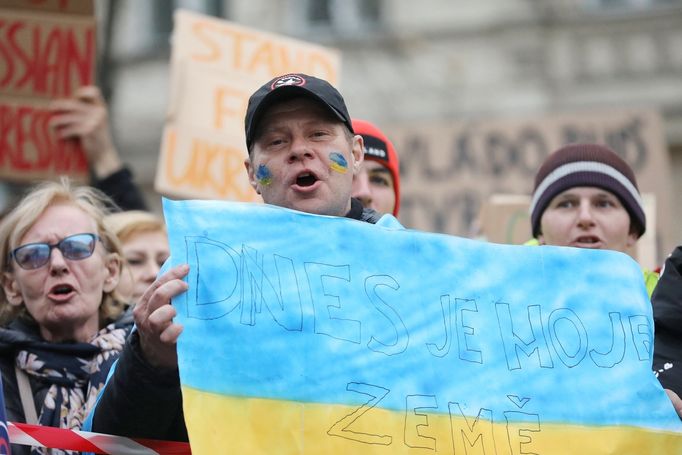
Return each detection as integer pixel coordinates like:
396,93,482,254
47,284,75,302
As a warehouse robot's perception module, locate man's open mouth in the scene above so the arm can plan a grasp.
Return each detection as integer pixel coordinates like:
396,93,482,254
295,171,318,187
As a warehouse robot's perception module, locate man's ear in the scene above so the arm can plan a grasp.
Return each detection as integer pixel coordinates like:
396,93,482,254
351,135,364,175
244,158,261,194
2,272,24,307
102,253,121,293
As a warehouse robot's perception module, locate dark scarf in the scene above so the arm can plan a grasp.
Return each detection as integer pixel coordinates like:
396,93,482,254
2,319,128,454
346,198,381,224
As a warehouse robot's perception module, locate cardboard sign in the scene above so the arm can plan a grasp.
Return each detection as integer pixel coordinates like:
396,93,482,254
387,109,674,263
0,0,94,181
155,10,341,201
0,0,92,14
478,194,533,245
164,198,682,454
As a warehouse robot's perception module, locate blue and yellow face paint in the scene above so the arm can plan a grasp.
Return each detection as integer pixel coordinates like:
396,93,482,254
256,164,273,185
329,152,348,174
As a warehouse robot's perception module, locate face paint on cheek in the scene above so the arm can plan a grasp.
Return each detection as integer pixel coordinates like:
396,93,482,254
256,164,273,185
329,152,348,174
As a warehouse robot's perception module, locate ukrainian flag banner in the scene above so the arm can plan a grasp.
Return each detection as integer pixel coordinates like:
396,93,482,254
163,198,682,454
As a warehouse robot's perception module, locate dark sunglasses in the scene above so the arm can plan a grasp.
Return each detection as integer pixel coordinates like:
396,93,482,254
10,233,101,270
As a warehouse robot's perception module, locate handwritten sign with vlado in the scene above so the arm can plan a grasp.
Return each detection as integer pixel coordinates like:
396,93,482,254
163,199,682,454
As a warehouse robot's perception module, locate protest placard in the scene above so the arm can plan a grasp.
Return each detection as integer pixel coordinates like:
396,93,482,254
155,10,341,201
387,108,674,263
164,198,682,454
0,0,94,181
478,194,533,243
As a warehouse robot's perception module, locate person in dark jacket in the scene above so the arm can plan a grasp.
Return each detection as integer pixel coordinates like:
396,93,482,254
89,73,383,442
0,179,132,455
653,246,682,416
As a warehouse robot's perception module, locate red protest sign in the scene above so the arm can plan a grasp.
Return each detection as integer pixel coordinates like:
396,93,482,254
0,0,95,182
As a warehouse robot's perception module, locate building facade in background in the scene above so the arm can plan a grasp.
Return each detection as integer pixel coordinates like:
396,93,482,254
74,0,682,257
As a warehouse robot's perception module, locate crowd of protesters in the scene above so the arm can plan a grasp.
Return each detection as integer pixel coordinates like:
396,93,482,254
0,72,680,455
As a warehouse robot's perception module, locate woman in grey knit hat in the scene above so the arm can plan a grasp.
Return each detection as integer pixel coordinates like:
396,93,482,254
530,144,658,296
529,143,658,292
530,143,646,253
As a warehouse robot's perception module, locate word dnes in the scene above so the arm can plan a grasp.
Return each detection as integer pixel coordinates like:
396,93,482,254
180,236,651,371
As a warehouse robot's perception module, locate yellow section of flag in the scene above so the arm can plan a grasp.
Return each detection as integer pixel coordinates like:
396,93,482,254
182,386,682,454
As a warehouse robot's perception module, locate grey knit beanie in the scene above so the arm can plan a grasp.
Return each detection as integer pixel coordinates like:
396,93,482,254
530,143,645,238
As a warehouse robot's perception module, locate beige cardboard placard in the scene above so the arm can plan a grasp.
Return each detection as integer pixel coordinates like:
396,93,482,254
387,108,673,264
0,0,95,181
155,10,341,201
478,194,533,245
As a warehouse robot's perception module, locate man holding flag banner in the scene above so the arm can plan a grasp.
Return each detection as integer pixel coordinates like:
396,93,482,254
90,72,380,440
90,71,682,453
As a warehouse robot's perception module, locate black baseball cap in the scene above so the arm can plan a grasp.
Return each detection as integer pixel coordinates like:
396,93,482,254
244,73,354,152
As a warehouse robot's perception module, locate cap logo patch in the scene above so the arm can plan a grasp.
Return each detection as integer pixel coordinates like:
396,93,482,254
271,74,306,90
361,135,389,163
364,146,387,160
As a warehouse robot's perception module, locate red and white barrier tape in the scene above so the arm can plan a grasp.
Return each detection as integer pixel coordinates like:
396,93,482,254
8,422,191,454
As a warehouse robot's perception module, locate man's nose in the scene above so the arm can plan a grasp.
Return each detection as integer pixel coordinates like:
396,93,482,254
287,136,314,163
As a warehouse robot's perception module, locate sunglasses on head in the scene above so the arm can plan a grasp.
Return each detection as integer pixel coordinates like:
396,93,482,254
10,233,101,270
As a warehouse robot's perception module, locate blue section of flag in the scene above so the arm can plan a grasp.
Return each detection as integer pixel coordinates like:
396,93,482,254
164,198,681,432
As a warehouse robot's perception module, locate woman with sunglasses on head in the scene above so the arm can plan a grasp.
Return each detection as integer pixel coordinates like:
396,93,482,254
0,178,131,454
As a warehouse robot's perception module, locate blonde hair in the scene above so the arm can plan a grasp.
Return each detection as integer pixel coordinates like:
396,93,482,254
104,210,166,244
0,178,125,326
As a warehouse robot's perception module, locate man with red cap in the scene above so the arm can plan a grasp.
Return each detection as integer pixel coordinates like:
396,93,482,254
351,119,400,217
